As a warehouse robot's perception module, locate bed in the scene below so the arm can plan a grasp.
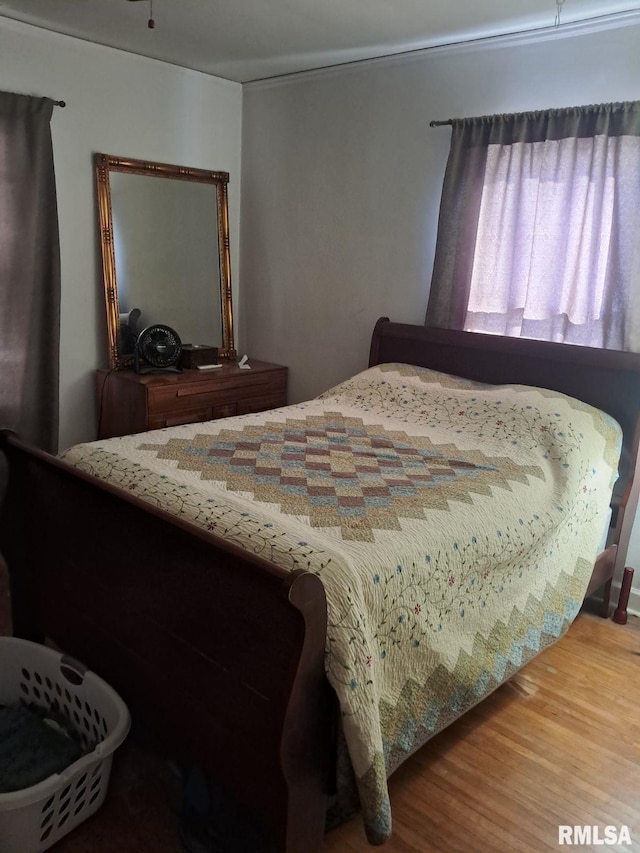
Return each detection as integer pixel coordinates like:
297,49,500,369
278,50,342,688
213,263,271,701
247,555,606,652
1,317,640,852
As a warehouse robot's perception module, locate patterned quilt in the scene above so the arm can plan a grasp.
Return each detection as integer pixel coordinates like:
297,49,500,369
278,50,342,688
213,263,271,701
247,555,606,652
62,364,622,844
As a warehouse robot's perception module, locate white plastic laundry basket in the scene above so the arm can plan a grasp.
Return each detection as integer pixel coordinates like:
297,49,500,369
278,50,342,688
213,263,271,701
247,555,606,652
0,637,130,853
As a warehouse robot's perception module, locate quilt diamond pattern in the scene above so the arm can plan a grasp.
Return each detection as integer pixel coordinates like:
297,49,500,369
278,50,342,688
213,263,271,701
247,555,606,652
138,413,540,541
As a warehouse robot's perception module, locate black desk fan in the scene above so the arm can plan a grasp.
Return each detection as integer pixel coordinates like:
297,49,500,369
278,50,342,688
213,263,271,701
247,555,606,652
134,324,182,374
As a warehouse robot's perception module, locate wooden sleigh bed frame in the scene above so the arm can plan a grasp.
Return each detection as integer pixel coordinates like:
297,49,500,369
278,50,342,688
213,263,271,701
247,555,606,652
1,317,640,852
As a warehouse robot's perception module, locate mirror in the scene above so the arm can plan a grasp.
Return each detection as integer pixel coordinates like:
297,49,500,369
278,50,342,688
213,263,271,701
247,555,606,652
94,153,236,369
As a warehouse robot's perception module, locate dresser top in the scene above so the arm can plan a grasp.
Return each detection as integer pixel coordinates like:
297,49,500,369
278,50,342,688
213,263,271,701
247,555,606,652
97,359,286,387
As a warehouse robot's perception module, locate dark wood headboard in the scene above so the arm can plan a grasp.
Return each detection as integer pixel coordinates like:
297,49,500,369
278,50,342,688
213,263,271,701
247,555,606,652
369,317,640,570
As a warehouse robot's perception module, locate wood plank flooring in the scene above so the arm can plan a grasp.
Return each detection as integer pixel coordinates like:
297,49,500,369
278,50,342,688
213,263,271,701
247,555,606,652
321,608,640,853
52,608,640,853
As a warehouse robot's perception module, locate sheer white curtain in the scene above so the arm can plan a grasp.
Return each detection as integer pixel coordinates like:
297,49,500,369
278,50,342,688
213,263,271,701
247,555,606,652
426,102,640,351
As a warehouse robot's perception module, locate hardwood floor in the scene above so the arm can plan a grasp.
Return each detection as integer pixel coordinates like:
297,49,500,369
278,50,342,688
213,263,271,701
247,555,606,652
50,608,640,853
321,607,640,853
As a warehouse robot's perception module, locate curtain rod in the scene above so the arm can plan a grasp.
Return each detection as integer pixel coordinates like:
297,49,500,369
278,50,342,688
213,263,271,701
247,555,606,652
429,119,452,127
53,100,66,108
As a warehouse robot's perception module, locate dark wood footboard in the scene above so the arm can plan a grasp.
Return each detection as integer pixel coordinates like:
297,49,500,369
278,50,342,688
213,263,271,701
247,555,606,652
0,431,333,853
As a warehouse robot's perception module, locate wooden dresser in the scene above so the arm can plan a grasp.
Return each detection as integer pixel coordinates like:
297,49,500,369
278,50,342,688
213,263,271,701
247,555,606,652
96,359,287,439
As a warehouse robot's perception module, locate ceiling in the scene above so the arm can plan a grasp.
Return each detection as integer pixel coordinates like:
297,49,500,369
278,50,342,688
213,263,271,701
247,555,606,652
0,0,638,84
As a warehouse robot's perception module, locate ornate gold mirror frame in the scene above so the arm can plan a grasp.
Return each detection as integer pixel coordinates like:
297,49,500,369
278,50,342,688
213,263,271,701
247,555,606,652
95,152,236,369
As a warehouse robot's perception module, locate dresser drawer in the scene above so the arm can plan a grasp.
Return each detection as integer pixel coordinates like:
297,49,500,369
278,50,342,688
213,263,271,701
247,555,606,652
237,393,285,415
148,372,284,416
96,360,288,439
149,383,225,414
212,402,237,419
148,407,211,430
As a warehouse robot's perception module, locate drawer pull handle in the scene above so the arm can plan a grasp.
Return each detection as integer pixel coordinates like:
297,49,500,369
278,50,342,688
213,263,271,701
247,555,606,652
175,377,266,397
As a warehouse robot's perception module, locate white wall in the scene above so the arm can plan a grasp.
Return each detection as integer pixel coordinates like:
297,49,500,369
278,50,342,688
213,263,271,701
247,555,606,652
0,17,242,451
240,13,640,605
241,14,640,400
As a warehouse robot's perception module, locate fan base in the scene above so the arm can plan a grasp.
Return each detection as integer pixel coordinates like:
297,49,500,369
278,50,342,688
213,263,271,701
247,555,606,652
135,365,182,375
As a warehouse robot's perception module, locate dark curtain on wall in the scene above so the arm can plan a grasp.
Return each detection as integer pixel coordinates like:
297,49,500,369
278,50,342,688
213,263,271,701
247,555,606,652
425,101,640,350
0,92,61,453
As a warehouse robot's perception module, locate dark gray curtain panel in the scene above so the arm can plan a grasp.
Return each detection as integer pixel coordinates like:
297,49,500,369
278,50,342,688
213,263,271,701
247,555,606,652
425,101,640,350
0,92,61,453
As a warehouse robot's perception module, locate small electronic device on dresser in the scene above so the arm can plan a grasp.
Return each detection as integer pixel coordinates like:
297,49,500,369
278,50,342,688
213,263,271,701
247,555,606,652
96,359,287,440
180,344,219,370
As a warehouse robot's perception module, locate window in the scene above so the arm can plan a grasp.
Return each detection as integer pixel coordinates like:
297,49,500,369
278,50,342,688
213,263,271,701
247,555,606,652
426,102,640,351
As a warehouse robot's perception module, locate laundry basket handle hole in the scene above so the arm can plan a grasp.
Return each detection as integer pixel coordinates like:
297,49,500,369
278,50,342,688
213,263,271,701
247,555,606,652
59,655,87,686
